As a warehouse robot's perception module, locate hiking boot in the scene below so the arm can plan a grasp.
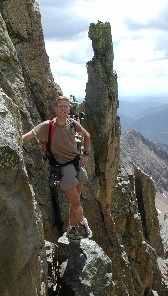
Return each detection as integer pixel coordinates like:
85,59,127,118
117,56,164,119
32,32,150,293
80,218,92,238
66,226,83,240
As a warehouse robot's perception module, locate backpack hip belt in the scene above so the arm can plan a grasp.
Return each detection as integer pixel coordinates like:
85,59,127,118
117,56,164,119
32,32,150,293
52,154,81,172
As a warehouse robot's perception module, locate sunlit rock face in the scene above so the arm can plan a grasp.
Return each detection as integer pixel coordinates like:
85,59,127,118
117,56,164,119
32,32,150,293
83,21,167,295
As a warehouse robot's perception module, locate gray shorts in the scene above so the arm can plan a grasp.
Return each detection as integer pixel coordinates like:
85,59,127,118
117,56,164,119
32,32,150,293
59,164,88,190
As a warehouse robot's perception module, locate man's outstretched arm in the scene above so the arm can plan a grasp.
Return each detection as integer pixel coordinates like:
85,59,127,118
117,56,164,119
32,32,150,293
22,130,35,143
78,127,90,153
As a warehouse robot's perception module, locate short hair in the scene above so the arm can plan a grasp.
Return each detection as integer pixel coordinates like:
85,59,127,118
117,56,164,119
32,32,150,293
55,95,70,106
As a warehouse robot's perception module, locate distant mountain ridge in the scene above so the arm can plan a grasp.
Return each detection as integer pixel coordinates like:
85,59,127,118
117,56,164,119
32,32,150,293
119,100,165,119
133,105,168,130
118,100,168,145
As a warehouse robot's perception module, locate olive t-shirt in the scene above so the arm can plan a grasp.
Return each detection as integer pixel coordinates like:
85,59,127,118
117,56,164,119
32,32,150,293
32,118,82,164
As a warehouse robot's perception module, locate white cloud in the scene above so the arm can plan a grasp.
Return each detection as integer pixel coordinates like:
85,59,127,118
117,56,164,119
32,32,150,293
38,0,168,100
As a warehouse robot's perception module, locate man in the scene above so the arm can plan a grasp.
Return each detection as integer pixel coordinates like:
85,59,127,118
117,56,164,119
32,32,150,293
22,95,92,240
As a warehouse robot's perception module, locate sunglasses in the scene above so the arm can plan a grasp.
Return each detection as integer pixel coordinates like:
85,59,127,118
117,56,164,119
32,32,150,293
57,104,70,109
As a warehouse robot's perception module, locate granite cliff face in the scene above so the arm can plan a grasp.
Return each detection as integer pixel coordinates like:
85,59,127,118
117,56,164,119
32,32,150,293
0,1,168,296
0,0,61,295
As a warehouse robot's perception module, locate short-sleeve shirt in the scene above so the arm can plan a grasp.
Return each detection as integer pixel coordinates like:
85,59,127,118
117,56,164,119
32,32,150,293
32,118,82,164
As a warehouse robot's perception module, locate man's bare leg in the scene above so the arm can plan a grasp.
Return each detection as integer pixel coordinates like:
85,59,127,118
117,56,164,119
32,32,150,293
65,182,92,239
68,182,84,225
76,182,83,195
65,184,84,226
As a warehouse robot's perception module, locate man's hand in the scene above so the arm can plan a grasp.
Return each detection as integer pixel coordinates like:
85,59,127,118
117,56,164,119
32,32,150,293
80,154,89,167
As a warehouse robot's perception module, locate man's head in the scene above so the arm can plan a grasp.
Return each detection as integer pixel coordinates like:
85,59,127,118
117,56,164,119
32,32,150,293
54,96,70,117
55,95,70,107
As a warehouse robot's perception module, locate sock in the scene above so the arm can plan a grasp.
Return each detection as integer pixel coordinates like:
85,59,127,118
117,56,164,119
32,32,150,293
80,218,88,225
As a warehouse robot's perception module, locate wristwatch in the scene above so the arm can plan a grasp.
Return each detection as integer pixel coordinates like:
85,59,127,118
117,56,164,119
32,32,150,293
83,150,90,155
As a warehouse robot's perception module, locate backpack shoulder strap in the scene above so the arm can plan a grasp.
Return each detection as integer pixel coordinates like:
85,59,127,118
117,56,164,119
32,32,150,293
50,119,55,138
47,119,55,151
44,119,55,160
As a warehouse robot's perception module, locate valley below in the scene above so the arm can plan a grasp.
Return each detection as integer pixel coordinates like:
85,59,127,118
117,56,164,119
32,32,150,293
156,191,168,224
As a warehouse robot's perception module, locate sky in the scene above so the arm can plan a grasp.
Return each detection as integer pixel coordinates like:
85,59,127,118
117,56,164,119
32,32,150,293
37,0,168,101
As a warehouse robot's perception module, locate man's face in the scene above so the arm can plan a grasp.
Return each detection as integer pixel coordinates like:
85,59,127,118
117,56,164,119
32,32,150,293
55,100,70,117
